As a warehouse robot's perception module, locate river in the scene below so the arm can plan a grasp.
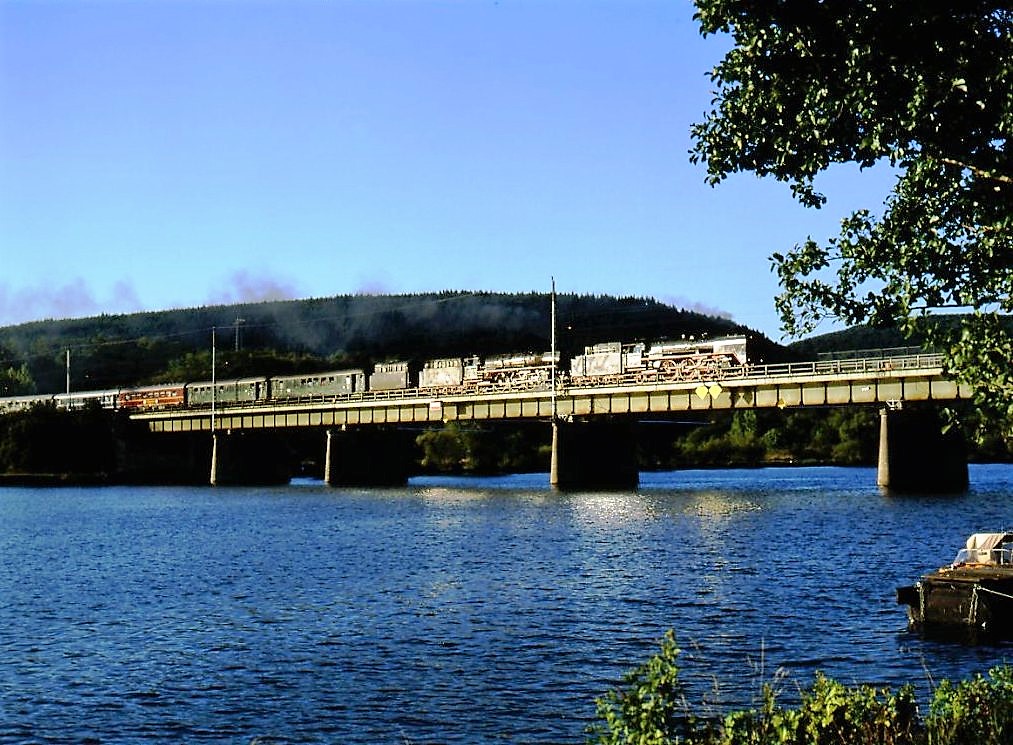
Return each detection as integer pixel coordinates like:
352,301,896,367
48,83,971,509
2,465,1012,743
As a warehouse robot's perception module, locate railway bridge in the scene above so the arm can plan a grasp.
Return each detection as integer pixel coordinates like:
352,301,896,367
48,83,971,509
131,350,973,491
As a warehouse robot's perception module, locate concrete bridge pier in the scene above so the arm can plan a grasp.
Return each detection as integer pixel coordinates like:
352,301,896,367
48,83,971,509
209,431,290,486
323,427,413,486
210,432,220,486
877,408,968,493
550,419,639,490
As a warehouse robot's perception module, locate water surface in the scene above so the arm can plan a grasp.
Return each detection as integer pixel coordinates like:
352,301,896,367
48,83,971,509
2,465,1012,743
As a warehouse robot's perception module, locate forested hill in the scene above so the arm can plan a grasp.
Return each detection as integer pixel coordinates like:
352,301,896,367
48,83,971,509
788,326,914,357
0,292,790,395
789,315,1013,358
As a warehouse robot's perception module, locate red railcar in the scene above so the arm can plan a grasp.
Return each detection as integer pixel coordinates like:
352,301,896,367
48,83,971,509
117,384,186,410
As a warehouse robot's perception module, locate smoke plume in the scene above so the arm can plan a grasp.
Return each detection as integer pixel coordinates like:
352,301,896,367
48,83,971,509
207,270,301,305
661,294,734,321
0,279,144,326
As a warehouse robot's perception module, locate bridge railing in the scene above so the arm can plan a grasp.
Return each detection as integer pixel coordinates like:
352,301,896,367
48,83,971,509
742,352,946,381
816,345,926,361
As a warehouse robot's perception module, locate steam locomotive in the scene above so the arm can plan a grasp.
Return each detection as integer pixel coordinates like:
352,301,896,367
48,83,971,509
0,335,748,414
569,335,748,386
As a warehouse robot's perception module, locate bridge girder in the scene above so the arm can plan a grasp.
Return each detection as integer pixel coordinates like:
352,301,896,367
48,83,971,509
134,366,971,433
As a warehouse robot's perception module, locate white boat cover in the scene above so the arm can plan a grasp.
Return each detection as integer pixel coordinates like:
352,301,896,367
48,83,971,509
965,533,1013,551
951,532,1013,566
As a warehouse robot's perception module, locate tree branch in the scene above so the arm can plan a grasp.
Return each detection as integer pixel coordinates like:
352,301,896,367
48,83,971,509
939,157,1013,186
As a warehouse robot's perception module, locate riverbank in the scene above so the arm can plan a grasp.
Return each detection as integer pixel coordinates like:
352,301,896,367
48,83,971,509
0,472,113,487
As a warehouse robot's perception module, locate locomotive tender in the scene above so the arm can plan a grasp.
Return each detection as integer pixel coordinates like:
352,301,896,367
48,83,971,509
0,335,749,414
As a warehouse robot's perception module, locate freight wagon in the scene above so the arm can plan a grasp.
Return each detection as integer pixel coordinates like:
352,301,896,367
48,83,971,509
369,362,412,392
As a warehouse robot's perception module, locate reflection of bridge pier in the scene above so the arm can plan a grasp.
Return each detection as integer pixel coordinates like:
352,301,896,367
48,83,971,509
877,407,968,493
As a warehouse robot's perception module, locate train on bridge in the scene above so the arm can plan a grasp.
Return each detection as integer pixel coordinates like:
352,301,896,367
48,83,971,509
0,335,750,414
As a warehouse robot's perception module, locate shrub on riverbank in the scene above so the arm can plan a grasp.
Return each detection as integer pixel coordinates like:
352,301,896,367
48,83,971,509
588,632,1013,745
0,402,118,475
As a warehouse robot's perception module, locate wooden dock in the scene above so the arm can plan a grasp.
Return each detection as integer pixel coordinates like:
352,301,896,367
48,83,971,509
898,566,1013,640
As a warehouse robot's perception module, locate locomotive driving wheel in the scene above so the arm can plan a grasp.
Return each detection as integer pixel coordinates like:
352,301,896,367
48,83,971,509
696,357,723,382
675,358,700,381
657,359,680,382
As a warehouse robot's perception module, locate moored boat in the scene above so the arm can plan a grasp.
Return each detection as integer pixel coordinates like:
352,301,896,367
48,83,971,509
897,532,1013,640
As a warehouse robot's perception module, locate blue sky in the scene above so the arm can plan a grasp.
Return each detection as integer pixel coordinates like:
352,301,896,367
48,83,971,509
0,0,891,339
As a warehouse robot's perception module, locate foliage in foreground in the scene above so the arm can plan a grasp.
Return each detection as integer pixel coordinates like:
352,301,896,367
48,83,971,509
690,2,1013,431
588,631,1013,745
